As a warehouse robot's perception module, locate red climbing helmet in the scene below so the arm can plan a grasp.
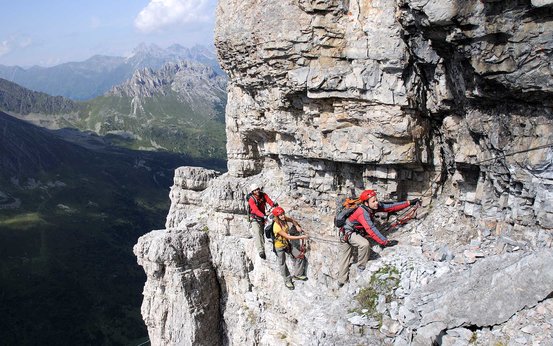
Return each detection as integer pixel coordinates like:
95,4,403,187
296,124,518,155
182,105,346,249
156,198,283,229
359,189,377,202
272,206,285,216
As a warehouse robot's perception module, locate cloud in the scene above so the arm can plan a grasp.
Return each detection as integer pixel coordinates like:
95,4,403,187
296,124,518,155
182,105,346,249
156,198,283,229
0,35,32,57
0,41,10,56
135,0,216,32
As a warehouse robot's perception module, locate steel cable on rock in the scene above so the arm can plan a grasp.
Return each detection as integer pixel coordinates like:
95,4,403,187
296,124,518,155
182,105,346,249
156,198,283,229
296,144,553,250
308,234,342,244
473,142,553,165
417,142,553,201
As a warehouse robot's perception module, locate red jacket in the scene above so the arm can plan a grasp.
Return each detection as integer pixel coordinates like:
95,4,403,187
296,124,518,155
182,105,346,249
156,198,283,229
345,201,410,245
248,193,275,220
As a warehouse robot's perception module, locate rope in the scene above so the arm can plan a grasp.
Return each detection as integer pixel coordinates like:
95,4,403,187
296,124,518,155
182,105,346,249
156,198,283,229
420,172,443,199
295,140,553,251
136,339,150,346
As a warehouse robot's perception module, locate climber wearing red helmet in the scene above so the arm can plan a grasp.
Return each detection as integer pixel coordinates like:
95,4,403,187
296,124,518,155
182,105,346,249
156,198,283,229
359,189,377,202
272,206,309,290
247,183,276,260
337,189,419,287
272,206,285,216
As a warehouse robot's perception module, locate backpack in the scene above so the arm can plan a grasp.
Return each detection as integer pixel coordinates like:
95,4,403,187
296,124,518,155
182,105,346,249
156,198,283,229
334,196,361,227
245,192,253,218
264,215,278,254
264,215,275,239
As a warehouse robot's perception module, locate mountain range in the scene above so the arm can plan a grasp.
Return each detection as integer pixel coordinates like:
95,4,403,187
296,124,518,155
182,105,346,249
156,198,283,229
85,60,227,157
0,49,227,159
0,43,223,101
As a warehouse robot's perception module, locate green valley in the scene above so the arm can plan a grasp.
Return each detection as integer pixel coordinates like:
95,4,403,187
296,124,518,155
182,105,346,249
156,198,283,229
0,111,225,344
82,92,226,158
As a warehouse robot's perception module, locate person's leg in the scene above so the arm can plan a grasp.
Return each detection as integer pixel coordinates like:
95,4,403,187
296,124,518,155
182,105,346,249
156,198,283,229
276,247,293,289
290,246,306,279
251,220,266,258
337,241,353,285
349,233,371,270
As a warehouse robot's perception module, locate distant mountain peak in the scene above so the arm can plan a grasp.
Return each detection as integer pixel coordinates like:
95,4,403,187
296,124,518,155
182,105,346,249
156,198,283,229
166,43,187,52
108,59,227,101
128,43,216,61
0,43,223,100
131,43,165,57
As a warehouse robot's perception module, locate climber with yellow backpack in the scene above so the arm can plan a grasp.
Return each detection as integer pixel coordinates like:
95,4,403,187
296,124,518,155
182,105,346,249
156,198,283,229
272,206,309,290
336,189,420,287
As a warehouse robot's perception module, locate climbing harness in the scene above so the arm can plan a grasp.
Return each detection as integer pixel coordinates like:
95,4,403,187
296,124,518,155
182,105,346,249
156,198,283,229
338,226,354,244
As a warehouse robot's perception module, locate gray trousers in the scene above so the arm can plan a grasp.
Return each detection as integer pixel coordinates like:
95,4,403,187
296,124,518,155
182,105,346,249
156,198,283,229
338,232,371,285
251,220,265,255
275,246,306,282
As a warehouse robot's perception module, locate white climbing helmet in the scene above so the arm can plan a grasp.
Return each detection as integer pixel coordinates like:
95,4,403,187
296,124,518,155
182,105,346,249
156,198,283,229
249,183,261,192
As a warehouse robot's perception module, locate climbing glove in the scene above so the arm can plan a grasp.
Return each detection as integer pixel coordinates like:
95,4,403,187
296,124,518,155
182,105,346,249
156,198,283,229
409,198,421,206
386,240,399,247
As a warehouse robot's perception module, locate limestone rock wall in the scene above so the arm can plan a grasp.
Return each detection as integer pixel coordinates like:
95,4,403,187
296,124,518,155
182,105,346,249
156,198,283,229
134,228,221,346
135,1,553,345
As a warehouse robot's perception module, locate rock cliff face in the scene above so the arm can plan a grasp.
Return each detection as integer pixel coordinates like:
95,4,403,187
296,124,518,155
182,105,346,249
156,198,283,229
135,1,553,345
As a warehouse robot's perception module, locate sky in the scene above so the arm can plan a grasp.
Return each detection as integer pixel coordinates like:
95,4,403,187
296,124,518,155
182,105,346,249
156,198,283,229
0,0,217,67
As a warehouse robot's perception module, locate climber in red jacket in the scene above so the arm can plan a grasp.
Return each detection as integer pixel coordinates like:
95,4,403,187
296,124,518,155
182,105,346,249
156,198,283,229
247,183,276,259
337,189,419,286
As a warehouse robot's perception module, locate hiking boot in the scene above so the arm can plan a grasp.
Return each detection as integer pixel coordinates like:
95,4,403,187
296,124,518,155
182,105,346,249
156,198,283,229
369,252,381,260
259,252,266,260
285,280,295,290
293,275,308,281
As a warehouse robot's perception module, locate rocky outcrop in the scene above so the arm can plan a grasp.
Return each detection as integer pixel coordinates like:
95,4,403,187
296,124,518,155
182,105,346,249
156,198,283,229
405,250,553,344
135,1,553,345
135,228,221,346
